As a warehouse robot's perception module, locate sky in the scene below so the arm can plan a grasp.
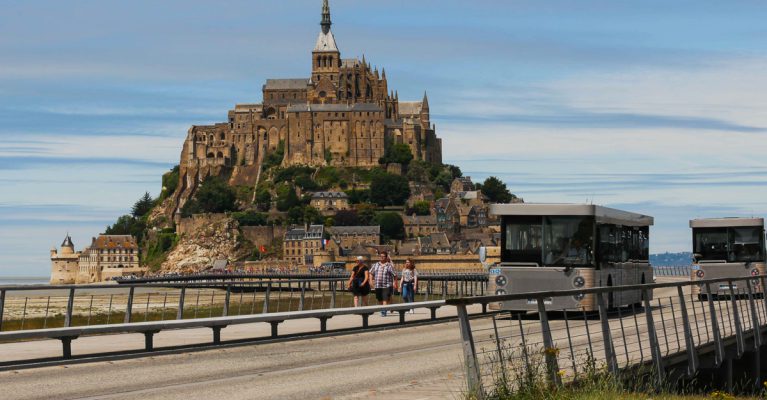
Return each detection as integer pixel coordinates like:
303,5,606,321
1,0,766,277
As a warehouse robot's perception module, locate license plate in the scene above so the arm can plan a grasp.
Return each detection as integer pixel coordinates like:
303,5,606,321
527,298,553,305
489,268,501,275
719,284,737,290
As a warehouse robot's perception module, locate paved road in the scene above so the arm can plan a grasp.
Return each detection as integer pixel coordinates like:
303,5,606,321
0,316,475,400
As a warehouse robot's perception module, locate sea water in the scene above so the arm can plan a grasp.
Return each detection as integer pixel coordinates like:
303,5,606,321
0,277,49,286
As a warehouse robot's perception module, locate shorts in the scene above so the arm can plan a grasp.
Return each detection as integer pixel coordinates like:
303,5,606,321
375,287,392,302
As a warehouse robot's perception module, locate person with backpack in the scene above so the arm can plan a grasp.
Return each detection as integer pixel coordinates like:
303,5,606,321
347,256,371,307
370,251,398,316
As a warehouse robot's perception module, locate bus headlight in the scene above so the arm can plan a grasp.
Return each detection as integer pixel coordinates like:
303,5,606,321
751,269,759,277
495,289,507,295
573,276,585,288
495,275,508,287
573,293,585,301
696,270,705,278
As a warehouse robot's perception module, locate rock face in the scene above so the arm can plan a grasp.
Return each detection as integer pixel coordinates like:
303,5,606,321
161,214,250,273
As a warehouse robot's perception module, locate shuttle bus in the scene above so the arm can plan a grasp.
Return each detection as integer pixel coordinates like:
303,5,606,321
690,218,766,300
488,204,653,311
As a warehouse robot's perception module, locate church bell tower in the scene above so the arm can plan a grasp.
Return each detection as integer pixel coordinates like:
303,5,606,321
311,0,340,103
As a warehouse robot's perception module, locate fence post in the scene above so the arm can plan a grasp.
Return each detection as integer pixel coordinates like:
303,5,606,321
299,282,306,311
538,297,562,386
457,304,483,399
331,280,337,308
177,287,186,320
746,279,761,350
64,288,76,327
642,288,665,385
0,289,5,332
124,287,135,324
263,284,271,314
597,292,618,374
704,283,724,365
676,286,698,376
223,285,231,317
728,280,745,357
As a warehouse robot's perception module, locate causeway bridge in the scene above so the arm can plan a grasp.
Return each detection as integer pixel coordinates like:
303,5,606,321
0,269,761,399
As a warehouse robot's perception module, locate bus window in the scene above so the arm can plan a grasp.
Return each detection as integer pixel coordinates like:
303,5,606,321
502,216,542,264
543,217,593,266
729,227,764,262
598,225,620,264
694,228,728,261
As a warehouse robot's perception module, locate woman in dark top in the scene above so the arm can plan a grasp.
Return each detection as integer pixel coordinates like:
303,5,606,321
348,256,371,307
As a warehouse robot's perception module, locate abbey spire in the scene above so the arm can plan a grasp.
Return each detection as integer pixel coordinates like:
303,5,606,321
321,0,332,34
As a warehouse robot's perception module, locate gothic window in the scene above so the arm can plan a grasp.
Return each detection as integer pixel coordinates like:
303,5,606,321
220,132,225,140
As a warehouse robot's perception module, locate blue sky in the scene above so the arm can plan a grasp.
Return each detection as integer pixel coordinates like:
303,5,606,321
1,0,766,277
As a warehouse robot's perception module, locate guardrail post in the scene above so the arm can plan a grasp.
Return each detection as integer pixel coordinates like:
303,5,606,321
60,336,77,359
728,280,745,357
0,289,5,332
177,287,186,320
331,280,336,308
318,316,330,332
537,298,561,386
746,279,761,350
64,288,76,327
597,292,618,374
705,283,724,365
211,326,226,344
457,304,483,399
124,287,135,324
223,286,231,317
143,330,159,351
643,288,665,385
263,284,271,314
270,321,282,338
676,286,698,376
299,282,306,311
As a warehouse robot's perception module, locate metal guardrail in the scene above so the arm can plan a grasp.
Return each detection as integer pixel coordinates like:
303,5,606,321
0,300,453,362
0,276,488,333
448,274,767,397
115,270,488,284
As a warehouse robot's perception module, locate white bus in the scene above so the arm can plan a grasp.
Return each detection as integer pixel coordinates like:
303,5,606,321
488,204,653,311
690,218,766,300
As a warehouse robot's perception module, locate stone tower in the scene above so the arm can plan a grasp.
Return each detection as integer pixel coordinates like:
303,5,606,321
50,234,79,284
311,0,340,103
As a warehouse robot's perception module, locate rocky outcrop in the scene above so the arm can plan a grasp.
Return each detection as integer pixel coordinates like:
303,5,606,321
161,214,251,273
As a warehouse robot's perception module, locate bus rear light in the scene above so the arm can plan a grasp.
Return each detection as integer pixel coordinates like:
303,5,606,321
696,270,705,278
751,269,759,277
495,275,508,287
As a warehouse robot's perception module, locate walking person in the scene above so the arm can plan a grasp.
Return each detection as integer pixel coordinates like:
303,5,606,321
370,251,397,316
400,258,418,312
347,256,370,307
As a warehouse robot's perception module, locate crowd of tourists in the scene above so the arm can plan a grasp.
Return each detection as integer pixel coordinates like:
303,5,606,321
346,251,419,315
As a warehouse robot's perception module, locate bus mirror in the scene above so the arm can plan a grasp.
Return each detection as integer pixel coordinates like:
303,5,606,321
479,247,487,263
693,253,702,263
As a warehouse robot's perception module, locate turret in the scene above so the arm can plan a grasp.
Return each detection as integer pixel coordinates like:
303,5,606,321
312,0,340,91
60,234,75,255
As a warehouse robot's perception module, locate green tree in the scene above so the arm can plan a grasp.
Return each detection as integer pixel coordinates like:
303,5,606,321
434,170,453,191
287,207,304,224
373,212,404,241
481,176,515,203
187,176,238,214
262,140,285,171
255,188,272,212
334,209,360,226
276,185,300,212
410,201,431,216
406,160,430,184
233,211,268,226
160,165,180,200
105,215,146,243
131,192,154,218
303,206,324,225
445,164,463,179
370,172,410,206
379,143,414,166
355,203,377,225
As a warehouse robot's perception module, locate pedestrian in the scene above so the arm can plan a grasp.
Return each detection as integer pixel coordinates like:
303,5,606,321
370,251,398,316
347,256,371,307
400,258,418,312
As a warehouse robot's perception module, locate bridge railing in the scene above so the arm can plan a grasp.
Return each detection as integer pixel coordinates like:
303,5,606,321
447,274,767,397
0,274,488,332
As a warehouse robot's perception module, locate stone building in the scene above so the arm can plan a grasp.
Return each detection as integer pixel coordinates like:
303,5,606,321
170,0,442,219
50,234,146,284
50,235,79,284
310,191,349,215
403,214,439,238
326,225,380,254
283,225,325,265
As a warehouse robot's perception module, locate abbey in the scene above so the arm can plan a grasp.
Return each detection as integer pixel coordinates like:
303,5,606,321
174,0,441,216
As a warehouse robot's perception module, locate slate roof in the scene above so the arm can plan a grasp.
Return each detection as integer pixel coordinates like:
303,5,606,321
264,79,311,90
311,191,349,199
314,30,339,52
287,103,382,113
399,101,423,116
327,226,380,236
